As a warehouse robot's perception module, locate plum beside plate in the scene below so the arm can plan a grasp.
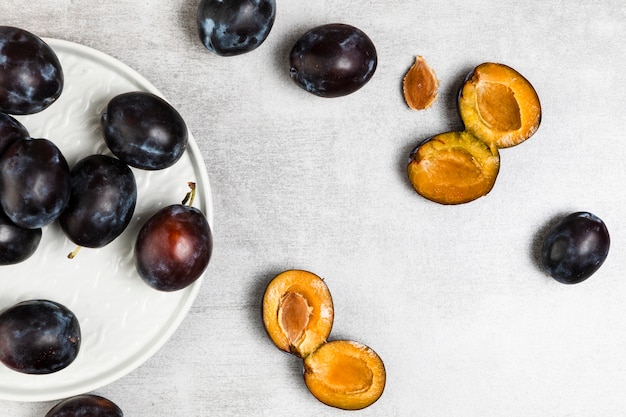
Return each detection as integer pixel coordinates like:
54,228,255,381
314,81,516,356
0,38,213,402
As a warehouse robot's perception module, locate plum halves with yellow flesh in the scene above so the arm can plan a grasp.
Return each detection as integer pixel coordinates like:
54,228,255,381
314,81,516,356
407,62,540,205
303,340,386,411
262,269,385,410
407,131,500,205
459,62,541,149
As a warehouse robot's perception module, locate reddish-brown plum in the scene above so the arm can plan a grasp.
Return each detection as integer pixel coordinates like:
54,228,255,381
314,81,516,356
134,184,212,291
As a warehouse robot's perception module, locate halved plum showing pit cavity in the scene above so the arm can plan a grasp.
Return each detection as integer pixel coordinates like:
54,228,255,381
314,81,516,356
303,340,386,410
262,270,334,358
459,62,541,148
407,131,500,205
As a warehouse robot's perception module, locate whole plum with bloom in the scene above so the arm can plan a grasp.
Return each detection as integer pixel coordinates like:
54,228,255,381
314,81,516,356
541,212,610,284
0,299,81,374
289,23,377,98
0,26,63,115
197,0,276,56
0,137,71,229
59,154,137,252
45,394,123,417
101,91,188,170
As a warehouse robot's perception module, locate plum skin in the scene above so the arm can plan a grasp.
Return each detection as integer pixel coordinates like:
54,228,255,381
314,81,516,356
541,212,610,284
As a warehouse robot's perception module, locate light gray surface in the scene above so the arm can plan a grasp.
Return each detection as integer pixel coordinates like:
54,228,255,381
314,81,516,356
3,1,626,416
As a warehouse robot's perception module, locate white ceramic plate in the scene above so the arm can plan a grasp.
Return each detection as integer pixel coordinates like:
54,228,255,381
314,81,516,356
0,39,214,402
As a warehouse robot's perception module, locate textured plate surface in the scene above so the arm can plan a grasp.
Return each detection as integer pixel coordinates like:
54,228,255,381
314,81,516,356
0,39,213,402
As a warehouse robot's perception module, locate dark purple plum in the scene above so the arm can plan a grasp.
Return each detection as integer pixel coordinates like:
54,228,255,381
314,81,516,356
0,112,29,157
197,0,276,56
101,91,188,170
0,299,81,374
46,394,123,417
541,212,610,284
0,209,42,265
0,137,70,229
59,154,137,254
0,26,63,115
135,184,212,292
289,23,377,98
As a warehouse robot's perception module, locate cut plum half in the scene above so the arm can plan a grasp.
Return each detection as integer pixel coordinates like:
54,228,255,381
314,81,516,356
262,270,334,358
303,340,386,410
459,62,541,148
407,131,500,205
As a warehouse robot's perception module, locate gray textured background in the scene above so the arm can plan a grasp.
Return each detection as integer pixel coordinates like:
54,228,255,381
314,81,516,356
4,1,626,416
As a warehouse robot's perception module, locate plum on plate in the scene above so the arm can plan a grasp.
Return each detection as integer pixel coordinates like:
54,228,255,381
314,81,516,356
59,154,137,256
0,299,81,374
101,91,188,170
0,137,71,229
0,26,63,115
135,183,212,291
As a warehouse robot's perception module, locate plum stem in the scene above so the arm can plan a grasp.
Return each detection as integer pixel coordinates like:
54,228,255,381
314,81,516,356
182,182,197,207
67,246,82,259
